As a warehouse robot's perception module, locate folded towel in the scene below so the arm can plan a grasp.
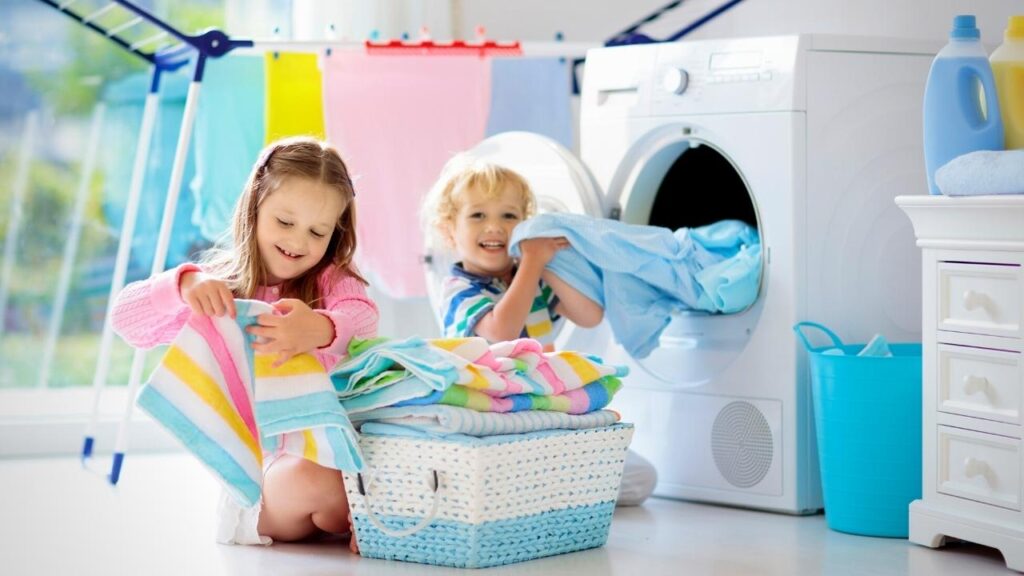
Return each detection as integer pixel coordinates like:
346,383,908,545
936,150,1024,196
395,376,623,414
137,300,363,507
349,405,620,437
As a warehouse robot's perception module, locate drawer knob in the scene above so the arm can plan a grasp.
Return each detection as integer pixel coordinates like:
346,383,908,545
964,457,992,483
962,290,988,312
962,375,990,395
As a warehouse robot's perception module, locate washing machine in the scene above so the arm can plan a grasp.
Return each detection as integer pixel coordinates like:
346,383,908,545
423,35,935,514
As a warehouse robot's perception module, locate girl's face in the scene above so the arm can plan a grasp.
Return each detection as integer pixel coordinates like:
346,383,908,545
256,176,344,285
446,184,525,279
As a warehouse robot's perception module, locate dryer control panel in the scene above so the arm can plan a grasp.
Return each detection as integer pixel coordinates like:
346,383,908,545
582,36,806,121
651,36,803,116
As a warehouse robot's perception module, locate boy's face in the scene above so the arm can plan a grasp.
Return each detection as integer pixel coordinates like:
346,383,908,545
446,184,526,279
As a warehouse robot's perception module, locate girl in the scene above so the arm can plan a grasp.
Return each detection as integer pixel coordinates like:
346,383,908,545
111,137,377,548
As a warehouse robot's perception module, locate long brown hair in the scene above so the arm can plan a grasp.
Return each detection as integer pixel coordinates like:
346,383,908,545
200,136,366,306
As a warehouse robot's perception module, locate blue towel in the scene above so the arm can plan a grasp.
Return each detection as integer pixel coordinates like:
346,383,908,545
350,405,620,438
485,58,573,149
190,55,265,241
936,150,1024,196
509,214,762,359
101,71,204,271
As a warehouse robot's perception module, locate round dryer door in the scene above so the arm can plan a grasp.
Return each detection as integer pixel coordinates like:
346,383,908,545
422,131,605,331
601,122,766,388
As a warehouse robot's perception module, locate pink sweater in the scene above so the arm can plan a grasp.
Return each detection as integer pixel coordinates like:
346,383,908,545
110,263,379,370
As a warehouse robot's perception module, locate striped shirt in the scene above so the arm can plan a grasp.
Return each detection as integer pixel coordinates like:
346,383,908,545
439,263,563,345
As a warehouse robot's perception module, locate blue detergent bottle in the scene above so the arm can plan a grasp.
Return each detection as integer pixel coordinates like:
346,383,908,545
923,15,1004,195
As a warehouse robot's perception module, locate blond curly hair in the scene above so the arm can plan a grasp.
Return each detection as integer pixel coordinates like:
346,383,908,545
422,153,536,249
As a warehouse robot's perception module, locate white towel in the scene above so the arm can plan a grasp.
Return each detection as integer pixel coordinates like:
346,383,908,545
936,150,1024,196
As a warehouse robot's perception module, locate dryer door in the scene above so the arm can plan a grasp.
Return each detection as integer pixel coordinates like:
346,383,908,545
422,131,605,331
598,121,767,388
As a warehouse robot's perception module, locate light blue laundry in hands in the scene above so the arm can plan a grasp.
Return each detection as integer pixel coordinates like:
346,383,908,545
821,334,894,357
508,213,761,358
936,149,1024,196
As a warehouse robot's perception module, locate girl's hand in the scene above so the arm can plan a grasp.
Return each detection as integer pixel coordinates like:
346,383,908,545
180,271,236,318
518,236,570,267
246,299,334,367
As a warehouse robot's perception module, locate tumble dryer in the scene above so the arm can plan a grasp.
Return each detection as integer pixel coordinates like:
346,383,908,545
424,35,935,513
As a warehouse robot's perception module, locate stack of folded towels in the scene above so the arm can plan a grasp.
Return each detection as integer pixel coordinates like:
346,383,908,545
333,335,624,438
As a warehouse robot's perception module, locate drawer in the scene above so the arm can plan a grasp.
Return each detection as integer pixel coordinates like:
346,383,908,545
937,425,1021,511
937,261,1022,338
937,343,1022,425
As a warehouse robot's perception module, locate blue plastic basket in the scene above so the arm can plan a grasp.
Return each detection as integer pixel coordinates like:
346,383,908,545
794,322,922,538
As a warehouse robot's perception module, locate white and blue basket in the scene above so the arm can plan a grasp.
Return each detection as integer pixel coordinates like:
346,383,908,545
343,423,633,568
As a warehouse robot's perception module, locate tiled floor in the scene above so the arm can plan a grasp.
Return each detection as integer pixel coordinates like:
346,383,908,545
0,452,1014,575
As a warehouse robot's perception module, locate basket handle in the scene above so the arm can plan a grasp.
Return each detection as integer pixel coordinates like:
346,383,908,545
792,322,844,352
355,470,441,538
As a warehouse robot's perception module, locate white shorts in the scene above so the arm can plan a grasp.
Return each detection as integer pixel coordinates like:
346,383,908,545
215,454,285,546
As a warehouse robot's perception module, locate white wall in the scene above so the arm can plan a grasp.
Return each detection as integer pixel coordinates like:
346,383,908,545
234,1,1021,45
456,0,1019,45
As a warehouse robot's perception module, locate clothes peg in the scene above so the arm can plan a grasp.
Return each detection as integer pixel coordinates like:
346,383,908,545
419,26,432,41
555,31,565,64
325,23,336,56
369,28,380,41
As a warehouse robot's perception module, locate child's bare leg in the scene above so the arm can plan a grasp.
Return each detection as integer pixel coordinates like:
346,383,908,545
257,455,351,541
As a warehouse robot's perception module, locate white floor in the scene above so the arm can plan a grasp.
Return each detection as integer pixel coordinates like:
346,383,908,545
0,452,1015,576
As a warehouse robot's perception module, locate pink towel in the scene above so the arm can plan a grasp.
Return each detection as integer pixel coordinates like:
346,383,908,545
321,53,491,299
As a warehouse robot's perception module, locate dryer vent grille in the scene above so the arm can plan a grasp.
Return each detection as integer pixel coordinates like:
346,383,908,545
711,401,774,488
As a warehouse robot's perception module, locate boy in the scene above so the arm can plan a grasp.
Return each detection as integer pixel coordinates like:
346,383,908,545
424,153,656,505
425,155,603,348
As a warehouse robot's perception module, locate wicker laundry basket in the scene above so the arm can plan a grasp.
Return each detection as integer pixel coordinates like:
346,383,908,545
344,423,633,568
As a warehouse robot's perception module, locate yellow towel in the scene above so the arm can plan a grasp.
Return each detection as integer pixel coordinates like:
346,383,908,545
264,53,325,143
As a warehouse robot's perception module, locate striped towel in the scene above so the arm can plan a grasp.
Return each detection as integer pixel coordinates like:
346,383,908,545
332,336,626,415
394,376,622,414
137,300,363,508
350,405,620,437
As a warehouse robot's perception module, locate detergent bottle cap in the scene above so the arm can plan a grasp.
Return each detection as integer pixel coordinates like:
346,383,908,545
1006,15,1024,40
951,15,980,40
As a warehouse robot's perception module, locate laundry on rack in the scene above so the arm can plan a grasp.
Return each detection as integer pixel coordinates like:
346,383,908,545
485,57,573,149
101,71,204,271
321,52,491,299
936,149,1024,196
264,52,325,142
190,54,265,241
509,213,762,359
136,300,363,508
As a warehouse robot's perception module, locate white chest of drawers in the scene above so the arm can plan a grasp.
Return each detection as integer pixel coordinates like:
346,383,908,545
898,195,1024,572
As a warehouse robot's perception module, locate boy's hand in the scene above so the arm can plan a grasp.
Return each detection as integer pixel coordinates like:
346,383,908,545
518,236,570,267
246,299,334,367
180,271,236,318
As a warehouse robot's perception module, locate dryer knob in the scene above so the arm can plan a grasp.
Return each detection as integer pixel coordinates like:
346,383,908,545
661,67,689,95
